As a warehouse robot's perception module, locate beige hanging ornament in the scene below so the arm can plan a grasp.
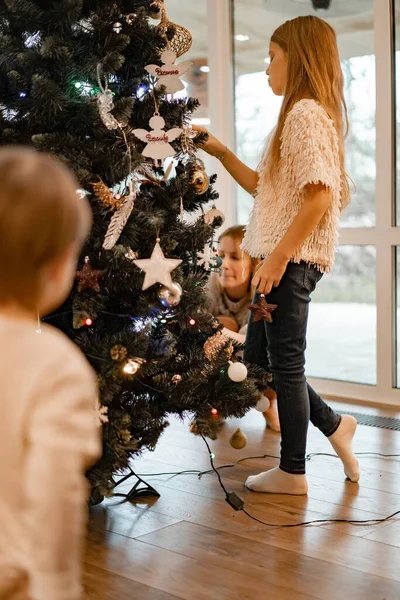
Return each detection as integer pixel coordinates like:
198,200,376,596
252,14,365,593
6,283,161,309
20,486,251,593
145,49,192,96
229,428,247,450
133,238,182,290
204,205,226,226
133,114,182,167
156,3,192,58
102,183,136,250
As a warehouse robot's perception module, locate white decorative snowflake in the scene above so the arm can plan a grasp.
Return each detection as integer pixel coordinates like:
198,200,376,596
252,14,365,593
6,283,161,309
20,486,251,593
94,399,109,427
197,246,219,271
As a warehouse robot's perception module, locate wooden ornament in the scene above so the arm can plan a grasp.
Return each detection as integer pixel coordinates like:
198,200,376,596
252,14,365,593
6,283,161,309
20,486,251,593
133,114,182,166
145,49,192,96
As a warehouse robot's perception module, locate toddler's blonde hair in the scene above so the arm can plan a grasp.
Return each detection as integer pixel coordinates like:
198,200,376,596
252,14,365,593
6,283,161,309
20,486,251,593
0,146,92,310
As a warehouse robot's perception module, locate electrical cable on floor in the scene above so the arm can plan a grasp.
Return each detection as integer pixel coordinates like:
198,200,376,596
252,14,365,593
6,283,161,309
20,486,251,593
198,438,400,528
128,441,400,529
133,451,400,479
126,448,400,527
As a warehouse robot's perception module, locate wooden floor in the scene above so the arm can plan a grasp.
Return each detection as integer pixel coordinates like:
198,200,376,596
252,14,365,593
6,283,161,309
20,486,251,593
84,402,400,600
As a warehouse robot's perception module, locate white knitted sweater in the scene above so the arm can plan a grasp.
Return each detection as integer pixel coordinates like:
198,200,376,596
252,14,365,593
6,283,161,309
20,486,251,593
242,99,344,273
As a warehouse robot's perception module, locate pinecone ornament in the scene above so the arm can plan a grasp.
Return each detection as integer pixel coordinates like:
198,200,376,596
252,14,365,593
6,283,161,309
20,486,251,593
110,344,128,361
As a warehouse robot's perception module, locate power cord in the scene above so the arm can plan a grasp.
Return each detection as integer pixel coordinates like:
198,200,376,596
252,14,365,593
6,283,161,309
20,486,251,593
198,437,400,528
126,447,400,528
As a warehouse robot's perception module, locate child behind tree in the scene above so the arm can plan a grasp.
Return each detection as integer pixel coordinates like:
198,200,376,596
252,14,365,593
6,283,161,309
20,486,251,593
0,147,101,600
207,225,280,432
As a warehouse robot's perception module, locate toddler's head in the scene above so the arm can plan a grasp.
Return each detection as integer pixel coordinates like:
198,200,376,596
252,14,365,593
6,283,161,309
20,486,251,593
0,147,92,316
218,226,257,293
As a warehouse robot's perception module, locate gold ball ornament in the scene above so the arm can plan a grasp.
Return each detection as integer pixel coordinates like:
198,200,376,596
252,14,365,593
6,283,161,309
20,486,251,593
190,168,209,195
156,5,192,57
229,428,247,450
110,345,128,362
204,205,225,226
157,282,183,307
149,1,162,19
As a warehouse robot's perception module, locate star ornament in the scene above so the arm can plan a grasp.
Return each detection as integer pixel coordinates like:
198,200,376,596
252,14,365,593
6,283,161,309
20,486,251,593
133,241,182,291
76,257,105,293
249,295,278,323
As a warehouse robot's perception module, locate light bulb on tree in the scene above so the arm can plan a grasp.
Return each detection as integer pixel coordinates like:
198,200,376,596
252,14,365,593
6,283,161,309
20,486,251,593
123,358,146,375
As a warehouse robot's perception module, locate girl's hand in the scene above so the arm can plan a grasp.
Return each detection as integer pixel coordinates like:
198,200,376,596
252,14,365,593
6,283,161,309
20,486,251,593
252,253,289,295
191,125,227,157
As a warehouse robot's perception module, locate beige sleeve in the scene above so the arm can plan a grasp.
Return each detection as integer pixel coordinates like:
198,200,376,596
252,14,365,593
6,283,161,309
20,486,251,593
22,355,101,600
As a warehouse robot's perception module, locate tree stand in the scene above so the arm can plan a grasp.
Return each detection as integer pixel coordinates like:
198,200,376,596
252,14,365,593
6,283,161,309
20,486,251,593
113,467,160,501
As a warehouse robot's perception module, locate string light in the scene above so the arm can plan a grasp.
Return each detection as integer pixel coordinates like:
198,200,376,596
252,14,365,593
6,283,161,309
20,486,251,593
84,317,93,326
123,358,146,375
211,408,218,415
189,318,196,326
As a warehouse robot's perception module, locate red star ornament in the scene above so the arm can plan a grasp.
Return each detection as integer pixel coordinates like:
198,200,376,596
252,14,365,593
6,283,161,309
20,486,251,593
249,294,278,323
76,257,105,293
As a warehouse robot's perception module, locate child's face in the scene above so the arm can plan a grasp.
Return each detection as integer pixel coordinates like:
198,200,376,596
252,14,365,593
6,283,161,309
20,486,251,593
266,41,288,96
219,236,253,291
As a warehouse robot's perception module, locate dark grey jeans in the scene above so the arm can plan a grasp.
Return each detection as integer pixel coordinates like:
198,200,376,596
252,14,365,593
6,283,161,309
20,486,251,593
243,261,341,474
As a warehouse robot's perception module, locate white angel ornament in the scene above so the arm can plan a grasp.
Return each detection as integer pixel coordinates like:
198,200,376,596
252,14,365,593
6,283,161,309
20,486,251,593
133,114,182,166
145,49,192,96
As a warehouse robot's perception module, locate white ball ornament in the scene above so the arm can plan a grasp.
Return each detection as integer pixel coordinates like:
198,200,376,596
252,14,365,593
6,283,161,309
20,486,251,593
227,361,248,382
255,395,270,412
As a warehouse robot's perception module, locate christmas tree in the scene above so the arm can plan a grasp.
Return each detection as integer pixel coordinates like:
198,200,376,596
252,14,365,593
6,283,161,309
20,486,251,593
0,0,269,498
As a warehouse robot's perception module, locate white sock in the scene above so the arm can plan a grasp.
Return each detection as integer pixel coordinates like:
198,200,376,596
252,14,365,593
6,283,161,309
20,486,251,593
245,466,308,495
328,415,359,482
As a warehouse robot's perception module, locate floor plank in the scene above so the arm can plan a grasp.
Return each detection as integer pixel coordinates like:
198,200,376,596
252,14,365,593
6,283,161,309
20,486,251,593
137,520,400,599
84,404,400,599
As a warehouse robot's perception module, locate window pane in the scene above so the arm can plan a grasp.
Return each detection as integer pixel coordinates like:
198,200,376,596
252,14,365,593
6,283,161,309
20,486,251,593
165,1,209,125
395,1,400,225
234,1,376,227
306,246,376,385
396,247,400,387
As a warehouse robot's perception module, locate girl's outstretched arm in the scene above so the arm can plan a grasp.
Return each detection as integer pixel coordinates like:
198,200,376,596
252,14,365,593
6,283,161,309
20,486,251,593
192,126,259,196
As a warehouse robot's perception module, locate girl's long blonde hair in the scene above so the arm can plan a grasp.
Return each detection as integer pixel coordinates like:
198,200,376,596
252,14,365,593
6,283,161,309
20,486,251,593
269,16,350,208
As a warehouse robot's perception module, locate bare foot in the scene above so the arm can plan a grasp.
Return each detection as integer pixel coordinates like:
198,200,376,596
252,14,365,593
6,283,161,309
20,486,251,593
262,388,280,432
